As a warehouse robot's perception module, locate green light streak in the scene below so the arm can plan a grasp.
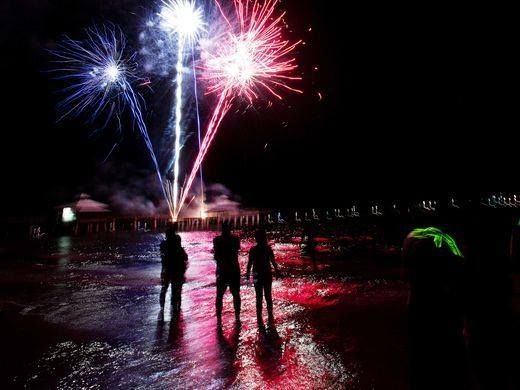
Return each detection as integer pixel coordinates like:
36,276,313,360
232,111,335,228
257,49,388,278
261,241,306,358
411,227,463,257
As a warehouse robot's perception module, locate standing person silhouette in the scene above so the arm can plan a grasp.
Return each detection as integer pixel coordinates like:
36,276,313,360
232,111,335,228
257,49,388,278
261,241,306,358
160,223,188,316
402,227,467,389
301,222,318,261
213,222,241,325
464,211,515,390
247,229,279,326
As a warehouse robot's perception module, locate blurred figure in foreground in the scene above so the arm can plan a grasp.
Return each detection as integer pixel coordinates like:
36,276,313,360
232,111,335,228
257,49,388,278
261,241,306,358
247,229,279,326
402,227,467,390
160,223,188,316
214,222,241,324
463,211,515,390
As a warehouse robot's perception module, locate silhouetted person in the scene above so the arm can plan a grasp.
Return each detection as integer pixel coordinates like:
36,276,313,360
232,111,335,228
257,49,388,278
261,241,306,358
160,223,188,315
214,222,241,324
463,211,514,390
511,220,520,269
247,229,279,326
402,227,467,389
301,222,317,261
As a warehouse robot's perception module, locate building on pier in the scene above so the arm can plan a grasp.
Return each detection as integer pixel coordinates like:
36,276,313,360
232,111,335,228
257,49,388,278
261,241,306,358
56,193,111,234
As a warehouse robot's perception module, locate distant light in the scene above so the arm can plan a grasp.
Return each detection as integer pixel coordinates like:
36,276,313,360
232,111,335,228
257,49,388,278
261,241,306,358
62,207,76,223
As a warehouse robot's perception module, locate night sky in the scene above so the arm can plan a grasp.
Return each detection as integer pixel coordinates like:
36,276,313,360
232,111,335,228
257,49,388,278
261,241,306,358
0,1,518,216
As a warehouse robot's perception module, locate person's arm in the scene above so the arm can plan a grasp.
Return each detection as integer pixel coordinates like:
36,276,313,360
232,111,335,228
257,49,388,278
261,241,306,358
246,249,253,280
269,247,279,277
213,238,219,261
160,241,165,255
159,242,167,280
235,236,242,256
182,250,188,275
160,242,167,265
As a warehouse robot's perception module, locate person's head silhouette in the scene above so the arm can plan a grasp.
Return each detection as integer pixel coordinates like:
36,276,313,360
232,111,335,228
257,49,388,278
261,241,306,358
221,221,232,236
166,222,178,242
255,229,267,245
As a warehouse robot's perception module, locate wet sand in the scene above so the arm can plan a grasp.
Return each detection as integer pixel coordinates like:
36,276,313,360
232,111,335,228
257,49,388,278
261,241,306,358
0,232,412,388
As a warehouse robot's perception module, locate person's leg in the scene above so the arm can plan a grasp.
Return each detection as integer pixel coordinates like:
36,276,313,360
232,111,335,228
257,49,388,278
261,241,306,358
170,282,176,305
254,281,264,324
264,277,274,322
230,274,241,321
216,277,226,323
160,279,169,308
177,283,183,312
172,282,182,313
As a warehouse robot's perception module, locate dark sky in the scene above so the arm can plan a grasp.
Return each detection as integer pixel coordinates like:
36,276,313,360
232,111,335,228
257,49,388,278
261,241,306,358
0,1,518,215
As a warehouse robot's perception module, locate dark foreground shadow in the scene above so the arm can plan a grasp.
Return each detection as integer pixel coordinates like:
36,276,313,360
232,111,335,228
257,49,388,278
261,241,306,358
155,310,184,349
255,323,283,381
216,322,241,386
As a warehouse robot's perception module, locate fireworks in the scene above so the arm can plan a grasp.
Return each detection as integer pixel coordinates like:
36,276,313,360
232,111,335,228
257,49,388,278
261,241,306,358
51,0,302,221
160,0,205,220
51,26,168,211
51,26,131,121
202,0,302,101
160,0,204,41
175,0,302,219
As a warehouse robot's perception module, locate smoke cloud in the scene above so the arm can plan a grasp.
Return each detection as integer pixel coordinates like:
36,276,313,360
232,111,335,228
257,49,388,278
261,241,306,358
91,162,241,216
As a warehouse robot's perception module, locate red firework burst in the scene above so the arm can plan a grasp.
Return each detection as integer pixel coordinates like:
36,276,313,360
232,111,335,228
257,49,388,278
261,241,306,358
177,0,302,218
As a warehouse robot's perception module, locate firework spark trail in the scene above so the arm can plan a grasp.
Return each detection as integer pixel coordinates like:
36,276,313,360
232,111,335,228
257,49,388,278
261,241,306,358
176,91,232,218
160,0,204,220
122,83,171,211
172,37,185,216
175,0,302,219
51,26,169,211
191,42,206,218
